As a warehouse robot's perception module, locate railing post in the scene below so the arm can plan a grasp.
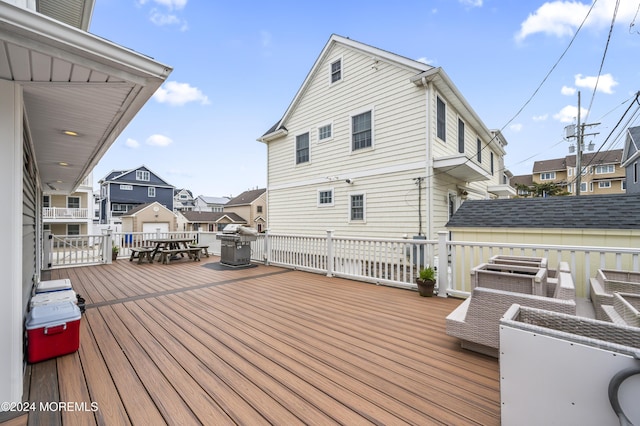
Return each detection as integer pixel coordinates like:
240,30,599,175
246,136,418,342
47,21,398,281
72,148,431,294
43,230,52,270
326,230,334,277
437,231,449,298
103,229,113,264
264,229,271,265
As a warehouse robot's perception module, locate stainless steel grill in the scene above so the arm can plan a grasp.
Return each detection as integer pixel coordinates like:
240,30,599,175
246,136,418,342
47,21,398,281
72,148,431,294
216,225,258,267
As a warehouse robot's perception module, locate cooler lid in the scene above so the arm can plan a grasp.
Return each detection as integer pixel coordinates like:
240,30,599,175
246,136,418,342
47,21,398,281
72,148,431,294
26,301,81,330
36,279,72,293
30,290,77,308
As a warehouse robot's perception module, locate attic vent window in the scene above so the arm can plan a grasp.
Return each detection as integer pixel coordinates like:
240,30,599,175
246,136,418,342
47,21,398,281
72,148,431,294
331,59,342,83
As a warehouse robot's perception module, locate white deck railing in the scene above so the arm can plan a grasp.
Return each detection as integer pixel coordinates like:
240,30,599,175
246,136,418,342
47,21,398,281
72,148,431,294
43,207,89,220
45,230,640,298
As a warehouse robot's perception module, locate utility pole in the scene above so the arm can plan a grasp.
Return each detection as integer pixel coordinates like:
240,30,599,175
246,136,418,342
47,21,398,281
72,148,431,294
565,91,600,196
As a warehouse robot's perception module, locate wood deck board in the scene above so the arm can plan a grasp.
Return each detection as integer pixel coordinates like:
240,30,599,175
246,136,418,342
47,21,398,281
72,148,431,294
13,258,500,425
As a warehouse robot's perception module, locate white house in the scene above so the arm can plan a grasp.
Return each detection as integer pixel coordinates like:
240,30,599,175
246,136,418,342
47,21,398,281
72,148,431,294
0,0,171,406
258,34,514,239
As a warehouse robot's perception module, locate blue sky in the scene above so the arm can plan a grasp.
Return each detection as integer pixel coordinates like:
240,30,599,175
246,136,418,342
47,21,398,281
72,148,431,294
89,0,640,197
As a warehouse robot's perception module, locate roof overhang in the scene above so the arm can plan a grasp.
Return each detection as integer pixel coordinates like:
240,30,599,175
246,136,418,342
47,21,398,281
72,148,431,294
487,184,517,197
1,2,172,194
433,154,491,182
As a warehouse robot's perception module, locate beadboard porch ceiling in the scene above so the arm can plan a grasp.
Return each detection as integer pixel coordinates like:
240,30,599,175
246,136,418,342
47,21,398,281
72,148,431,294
0,1,171,194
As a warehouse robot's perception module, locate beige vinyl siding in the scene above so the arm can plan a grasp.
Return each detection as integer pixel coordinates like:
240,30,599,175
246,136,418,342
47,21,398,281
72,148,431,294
268,44,427,188
268,168,426,237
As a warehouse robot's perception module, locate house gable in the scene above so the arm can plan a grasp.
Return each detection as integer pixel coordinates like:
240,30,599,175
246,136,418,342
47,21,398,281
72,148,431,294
622,126,640,166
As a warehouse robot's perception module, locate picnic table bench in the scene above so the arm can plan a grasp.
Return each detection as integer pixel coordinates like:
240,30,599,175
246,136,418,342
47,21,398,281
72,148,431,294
129,247,155,264
159,247,202,264
188,244,209,258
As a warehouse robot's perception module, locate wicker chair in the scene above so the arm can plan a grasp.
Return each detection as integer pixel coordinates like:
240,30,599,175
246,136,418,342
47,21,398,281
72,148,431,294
471,262,548,296
590,269,640,320
602,293,640,327
488,254,548,269
446,271,576,357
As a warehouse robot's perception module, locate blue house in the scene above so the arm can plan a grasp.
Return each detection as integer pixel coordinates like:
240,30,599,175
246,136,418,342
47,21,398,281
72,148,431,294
622,126,640,194
99,165,175,224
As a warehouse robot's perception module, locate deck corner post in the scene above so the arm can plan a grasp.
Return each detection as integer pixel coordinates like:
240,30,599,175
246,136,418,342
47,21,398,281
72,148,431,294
104,228,113,264
264,229,271,265
326,230,335,277
437,231,449,298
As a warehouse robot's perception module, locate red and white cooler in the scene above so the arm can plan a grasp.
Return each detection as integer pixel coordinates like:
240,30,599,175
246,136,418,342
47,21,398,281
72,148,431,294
30,290,77,309
26,301,81,363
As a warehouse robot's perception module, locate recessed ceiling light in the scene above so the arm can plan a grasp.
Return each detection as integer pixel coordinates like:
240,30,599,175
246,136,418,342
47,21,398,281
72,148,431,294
58,162,69,166
63,130,78,136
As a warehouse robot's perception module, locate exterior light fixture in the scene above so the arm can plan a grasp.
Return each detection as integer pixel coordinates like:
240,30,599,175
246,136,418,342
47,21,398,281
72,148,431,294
63,130,78,136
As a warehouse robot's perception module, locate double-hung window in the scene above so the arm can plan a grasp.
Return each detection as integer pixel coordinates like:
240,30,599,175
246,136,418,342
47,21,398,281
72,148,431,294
148,187,156,197
436,96,446,141
350,194,365,221
296,132,310,164
67,196,80,209
595,165,615,174
476,138,482,163
352,111,372,151
330,59,342,83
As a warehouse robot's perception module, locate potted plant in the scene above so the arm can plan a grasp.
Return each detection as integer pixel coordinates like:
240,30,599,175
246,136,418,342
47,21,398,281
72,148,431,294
112,245,119,261
416,266,436,297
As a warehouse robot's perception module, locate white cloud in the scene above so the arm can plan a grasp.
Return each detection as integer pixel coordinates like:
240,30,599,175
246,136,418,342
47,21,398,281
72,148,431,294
574,73,618,94
561,85,576,96
459,0,483,7
510,123,523,132
515,0,640,41
532,114,549,121
137,0,187,11
153,81,210,106
553,105,588,123
146,134,173,147
125,138,140,148
417,57,436,65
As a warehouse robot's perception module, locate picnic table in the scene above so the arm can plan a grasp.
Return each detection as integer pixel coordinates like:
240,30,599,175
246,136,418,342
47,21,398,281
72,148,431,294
146,238,202,264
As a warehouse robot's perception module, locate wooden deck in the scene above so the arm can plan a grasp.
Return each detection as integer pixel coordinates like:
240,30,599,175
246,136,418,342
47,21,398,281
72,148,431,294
9,256,500,425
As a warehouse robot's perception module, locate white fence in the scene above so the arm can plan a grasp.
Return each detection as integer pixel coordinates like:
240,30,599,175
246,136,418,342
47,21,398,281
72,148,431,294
46,230,640,298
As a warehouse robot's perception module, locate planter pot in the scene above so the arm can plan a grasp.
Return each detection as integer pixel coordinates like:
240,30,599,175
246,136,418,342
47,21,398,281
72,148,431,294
416,279,435,297
112,252,118,261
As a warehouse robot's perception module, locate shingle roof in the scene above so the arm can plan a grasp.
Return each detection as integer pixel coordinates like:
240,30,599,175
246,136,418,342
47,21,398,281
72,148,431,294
565,149,623,167
226,188,266,206
446,193,640,229
510,174,533,186
181,211,246,223
532,158,566,173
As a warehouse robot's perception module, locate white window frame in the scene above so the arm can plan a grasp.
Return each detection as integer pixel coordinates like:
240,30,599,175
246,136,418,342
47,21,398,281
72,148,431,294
595,164,615,174
136,170,150,181
348,192,366,222
540,172,556,180
295,131,311,165
317,188,334,207
67,196,80,209
148,187,156,197
67,224,80,236
580,182,588,193
329,57,343,84
568,168,573,177
598,181,611,188
120,184,133,191
350,107,374,152
317,122,333,142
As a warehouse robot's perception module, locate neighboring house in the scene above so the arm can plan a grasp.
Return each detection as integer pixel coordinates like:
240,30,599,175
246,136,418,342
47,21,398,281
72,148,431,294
98,165,175,224
532,149,625,195
180,211,247,232
0,0,171,405
43,173,94,238
174,188,196,212
194,195,230,212
120,202,177,235
446,194,640,295
510,174,534,197
224,188,267,232
622,126,640,194
257,34,513,239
